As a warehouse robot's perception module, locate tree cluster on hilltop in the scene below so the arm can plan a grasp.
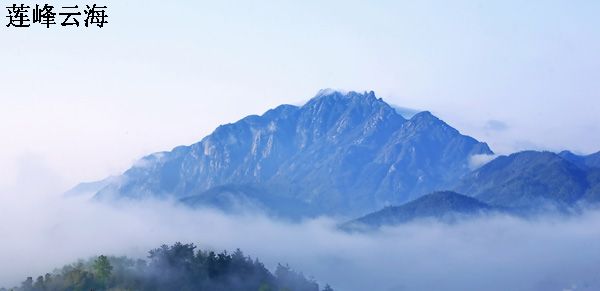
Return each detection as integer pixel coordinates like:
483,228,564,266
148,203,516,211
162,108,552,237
1,243,334,291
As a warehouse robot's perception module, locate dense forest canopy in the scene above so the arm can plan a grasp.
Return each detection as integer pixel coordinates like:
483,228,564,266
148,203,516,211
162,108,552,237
1,243,334,291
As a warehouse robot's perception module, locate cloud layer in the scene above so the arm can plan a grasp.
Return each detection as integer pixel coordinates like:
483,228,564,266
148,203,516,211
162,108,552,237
2,187,600,291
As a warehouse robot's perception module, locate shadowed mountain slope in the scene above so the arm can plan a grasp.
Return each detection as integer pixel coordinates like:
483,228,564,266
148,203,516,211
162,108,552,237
457,151,600,208
343,191,497,229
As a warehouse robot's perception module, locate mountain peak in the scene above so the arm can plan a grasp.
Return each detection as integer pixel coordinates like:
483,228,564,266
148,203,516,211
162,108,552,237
313,88,376,98
314,88,343,97
411,110,433,118
558,150,600,170
409,110,444,125
95,89,494,217
308,89,380,106
457,150,590,208
343,191,495,229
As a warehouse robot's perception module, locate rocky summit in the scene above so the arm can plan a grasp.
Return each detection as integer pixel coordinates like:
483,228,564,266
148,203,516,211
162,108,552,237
93,90,493,217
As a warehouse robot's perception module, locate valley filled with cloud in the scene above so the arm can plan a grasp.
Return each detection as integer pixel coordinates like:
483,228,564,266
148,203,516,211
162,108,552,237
2,187,600,291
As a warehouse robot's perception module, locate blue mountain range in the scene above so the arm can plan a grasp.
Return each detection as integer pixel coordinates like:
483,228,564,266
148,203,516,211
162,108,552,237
342,191,500,230
350,150,600,227
73,90,600,224
90,90,490,217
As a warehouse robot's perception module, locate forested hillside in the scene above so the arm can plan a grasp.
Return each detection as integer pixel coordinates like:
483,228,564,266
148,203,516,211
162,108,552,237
1,243,333,291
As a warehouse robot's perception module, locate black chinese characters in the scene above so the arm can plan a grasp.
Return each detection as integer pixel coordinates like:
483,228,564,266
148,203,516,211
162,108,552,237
6,4,107,28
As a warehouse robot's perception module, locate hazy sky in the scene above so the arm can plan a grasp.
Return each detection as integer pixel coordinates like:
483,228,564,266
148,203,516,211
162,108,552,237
1,0,599,190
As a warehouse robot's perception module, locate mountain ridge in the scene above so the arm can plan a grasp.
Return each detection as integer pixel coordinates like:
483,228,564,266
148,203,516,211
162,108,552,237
342,150,600,229
93,90,493,217
342,191,499,230
457,150,600,209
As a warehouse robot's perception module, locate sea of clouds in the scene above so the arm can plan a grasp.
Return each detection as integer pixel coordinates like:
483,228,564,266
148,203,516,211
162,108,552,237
1,185,600,291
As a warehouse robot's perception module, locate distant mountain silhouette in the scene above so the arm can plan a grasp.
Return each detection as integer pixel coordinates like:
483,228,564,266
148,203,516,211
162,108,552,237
558,150,600,170
457,151,600,209
342,150,600,229
343,191,498,230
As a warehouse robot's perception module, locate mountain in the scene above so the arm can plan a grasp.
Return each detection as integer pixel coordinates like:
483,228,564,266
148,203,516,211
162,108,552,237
587,152,600,169
343,150,600,229
456,151,600,209
558,150,600,170
64,176,117,198
584,168,600,202
343,191,497,229
179,184,318,219
93,90,493,217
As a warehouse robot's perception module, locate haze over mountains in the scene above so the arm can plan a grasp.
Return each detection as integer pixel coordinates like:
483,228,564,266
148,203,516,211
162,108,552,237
77,90,600,225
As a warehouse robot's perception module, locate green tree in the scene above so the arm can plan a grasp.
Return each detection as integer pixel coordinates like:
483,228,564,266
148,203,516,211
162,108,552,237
64,265,94,291
5,243,323,291
93,255,113,284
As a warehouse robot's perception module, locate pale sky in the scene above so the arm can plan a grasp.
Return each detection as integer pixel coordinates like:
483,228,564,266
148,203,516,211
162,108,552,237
1,0,599,191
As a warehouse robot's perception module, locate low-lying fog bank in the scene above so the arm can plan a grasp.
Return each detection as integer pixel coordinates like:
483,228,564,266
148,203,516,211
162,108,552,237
1,190,600,291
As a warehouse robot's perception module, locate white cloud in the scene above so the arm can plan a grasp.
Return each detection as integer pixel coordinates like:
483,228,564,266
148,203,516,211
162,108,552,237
2,186,600,291
469,153,499,169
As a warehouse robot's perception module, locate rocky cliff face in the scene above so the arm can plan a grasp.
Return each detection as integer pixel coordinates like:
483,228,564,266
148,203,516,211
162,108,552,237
95,90,493,216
